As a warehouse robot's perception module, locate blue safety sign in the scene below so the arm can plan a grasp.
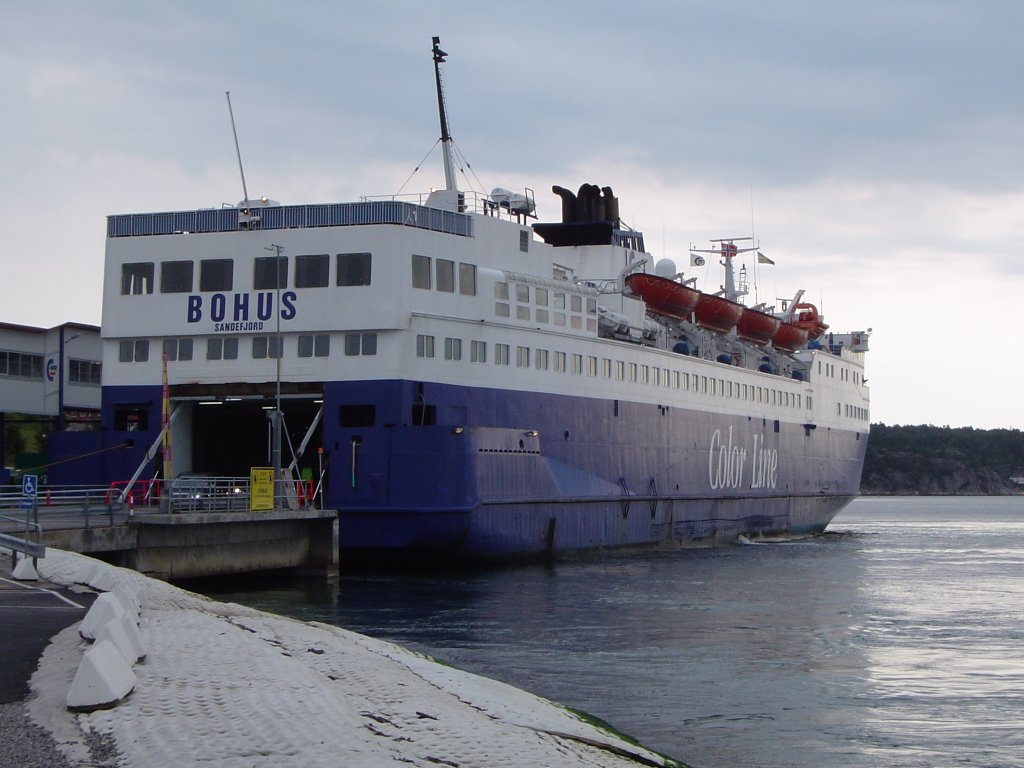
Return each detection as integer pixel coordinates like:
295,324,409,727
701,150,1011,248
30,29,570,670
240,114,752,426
22,474,38,497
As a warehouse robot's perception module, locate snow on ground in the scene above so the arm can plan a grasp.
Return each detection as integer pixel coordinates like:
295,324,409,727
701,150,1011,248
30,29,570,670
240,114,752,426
30,550,680,767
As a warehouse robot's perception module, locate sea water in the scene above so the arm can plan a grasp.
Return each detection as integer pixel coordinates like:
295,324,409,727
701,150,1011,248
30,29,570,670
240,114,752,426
203,497,1024,768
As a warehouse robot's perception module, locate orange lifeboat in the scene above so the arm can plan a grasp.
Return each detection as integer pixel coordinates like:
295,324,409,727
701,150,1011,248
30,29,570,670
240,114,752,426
793,302,828,340
736,308,782,345
693,293,745,333
772,322,810,353
624,273,701,320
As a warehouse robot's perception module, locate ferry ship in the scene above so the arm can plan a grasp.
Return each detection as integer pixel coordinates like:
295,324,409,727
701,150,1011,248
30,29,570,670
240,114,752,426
55,39,870,561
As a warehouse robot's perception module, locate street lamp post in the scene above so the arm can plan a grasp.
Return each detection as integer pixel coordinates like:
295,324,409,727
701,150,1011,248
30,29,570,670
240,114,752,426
56,330,81,431
263,244,284,504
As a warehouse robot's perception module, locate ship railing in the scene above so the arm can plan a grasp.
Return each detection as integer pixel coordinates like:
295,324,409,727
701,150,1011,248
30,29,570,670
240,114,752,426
107,200,473,239
362,189,537,223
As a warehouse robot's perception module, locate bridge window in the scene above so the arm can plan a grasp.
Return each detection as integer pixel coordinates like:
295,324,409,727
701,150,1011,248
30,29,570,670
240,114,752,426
199,259,233,291
254,255,288,289
337,253,372,286
458,263,476,295
121,262,154,295
412,254,431,289
160,261,194,293
436,259,455,292
295,254,329,288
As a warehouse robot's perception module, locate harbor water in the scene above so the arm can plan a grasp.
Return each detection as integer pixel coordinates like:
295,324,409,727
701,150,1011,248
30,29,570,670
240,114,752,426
202,497,1024,767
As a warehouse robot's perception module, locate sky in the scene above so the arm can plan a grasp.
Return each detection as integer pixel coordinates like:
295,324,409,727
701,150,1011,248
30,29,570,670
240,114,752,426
2,1,1022,429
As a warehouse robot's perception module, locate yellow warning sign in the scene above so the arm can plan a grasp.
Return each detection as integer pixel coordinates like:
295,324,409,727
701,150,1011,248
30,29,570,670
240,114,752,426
249,467,274,512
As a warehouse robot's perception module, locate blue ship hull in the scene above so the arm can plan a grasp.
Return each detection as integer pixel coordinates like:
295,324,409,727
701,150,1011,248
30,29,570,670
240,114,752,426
53,379,866,562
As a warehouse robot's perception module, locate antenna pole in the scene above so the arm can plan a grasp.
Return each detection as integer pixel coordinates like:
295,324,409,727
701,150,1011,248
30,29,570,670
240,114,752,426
226,91,250,205
431,37,457,191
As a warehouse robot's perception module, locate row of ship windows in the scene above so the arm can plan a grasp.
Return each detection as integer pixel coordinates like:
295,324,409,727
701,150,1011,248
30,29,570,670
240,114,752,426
415,335,809,410
118,333,379,363
494,282,598,330
0,351,101,384
120,253,374,294
841,403,870,421
819,359,862,384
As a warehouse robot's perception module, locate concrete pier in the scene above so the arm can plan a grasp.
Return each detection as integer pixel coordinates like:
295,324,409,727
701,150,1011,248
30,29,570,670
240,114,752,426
36,509,338,581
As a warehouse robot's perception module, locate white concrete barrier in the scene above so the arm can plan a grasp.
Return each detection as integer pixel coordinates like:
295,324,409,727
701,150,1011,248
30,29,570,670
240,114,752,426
12,554,39,581
94,612,147,665
66,639,137,712
79,593,126,640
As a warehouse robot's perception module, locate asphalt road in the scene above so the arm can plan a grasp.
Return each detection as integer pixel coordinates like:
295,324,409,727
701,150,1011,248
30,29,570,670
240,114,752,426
0,559,95,704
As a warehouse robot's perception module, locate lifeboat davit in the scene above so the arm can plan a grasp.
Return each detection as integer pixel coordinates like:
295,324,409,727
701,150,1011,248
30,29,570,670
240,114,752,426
693,293,745,333
624,273,701,320
793,302,829,340
736,308,782,345
772,322,810,353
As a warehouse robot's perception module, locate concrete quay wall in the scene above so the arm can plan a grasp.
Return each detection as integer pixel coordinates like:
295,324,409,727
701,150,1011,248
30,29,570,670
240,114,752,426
39,509,339,581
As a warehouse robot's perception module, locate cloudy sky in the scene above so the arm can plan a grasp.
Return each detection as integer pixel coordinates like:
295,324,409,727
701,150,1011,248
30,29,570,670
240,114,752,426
3,1,1022,429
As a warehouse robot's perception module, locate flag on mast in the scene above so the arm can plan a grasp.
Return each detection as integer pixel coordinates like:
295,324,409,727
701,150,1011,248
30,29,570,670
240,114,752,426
690,253,706,267
757,252,775,265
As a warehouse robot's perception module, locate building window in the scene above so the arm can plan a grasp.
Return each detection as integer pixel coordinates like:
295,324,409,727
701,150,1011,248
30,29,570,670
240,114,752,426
254,256,288,289
199,259,233,291
336,253,372,286
118,339,149,363
160,261,194,293
445,337,462,361
252,336,282,359
516,346,530,368
470,340,486,363
0,351,44,379
68,359,102,385
416,334,435,358
295,254,329,288
535,349,549,370
162,338,193,362
412,255,432,289
301,334,331,357
458,263,476,295
121,262,154,295
495,343,510,365
436,259,455,292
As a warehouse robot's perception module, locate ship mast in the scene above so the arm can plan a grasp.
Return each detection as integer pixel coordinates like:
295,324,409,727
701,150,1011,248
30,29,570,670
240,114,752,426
432,36,457,192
